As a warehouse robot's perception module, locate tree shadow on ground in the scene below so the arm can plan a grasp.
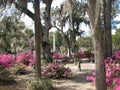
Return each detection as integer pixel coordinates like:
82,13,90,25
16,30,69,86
70,69,95,84
56,85,78,90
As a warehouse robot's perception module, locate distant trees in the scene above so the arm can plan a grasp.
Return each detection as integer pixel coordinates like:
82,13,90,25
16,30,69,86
51,0,87,56
112,28,120,51
49,31,63,52
0,0,120,86
0,15,34,53
0,0,54,62
77,37,93,51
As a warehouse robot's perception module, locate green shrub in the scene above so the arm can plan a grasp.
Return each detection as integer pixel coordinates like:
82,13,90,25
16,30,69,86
26,77,53,90
0,66,15,84
10,63,27,75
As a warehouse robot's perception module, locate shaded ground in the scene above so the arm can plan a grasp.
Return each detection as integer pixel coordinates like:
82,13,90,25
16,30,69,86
53,63,95,90
0,63,95,90
0,67,34,90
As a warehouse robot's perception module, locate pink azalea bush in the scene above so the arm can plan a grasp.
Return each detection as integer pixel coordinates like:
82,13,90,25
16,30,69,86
62,56,71,62
0,51,35,68
52,52,62,59
16,51,35,66
113,51,120,59
74,51,84,58
114,78,120,90
0,51,35,77
74,51,94,58
86,51,120,90
42,63,71,79
0,54,14,68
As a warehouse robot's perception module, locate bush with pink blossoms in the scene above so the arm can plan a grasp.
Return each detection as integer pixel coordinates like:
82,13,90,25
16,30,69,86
86,51,120,90
16,51,35,66
74,51,84,58
0,54,15,83
74,51,94,58
0,54,15,68
52,52,62,59
42,63,71,79
113,51,120,59
114,78,120,90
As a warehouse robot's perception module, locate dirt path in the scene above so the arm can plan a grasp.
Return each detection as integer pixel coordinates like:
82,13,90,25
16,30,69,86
0,63,96,90
53,63,96,90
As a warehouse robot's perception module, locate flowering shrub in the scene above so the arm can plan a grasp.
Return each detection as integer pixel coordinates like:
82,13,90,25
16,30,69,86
114,78,120,90
113,51,120,59
74,51,94,58
0,54,14,68
74,51,84,58
16,51,35,66
62,56,71,62
52,52,62,59
42,63,71,79
0,55,15,83
0,51,35,68
86,51,120,90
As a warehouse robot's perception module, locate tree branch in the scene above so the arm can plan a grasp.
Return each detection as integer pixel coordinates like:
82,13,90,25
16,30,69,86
52,25,63,32
14,2,35,20
14,1,44,30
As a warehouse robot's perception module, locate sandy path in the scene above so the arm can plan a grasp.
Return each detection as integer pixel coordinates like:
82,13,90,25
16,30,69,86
53,63,96,90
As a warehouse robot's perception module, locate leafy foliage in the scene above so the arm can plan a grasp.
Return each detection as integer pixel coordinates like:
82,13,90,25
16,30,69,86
10,63,28,75
0,15,34,53
26,77,53,90
77,37,93,51
112,28,120,51
49,31,64,52
0,66,15,84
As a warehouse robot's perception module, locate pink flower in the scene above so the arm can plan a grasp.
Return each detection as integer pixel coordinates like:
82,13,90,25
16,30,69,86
16,51,35,66
42,63,71,78
114,78,120,85
113,51,120,59
86,76,95,83
92,72,96,76
52,52,62,59
114,85,120,90
86,50,120,89
0,54,14,68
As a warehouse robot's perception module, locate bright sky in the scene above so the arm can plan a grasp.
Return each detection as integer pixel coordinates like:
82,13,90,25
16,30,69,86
21,0,65,31
21,1,120,35
51,0,65,7
21,0,90,36
114,14,120,28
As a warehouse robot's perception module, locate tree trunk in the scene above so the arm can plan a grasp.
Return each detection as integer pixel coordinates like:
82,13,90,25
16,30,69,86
53,22,72,58
87,0,107,90
34,0,41,78
14,0,53,63
103,0,112,58
62,32,71,57
93,26,106,90
42,0,53,63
